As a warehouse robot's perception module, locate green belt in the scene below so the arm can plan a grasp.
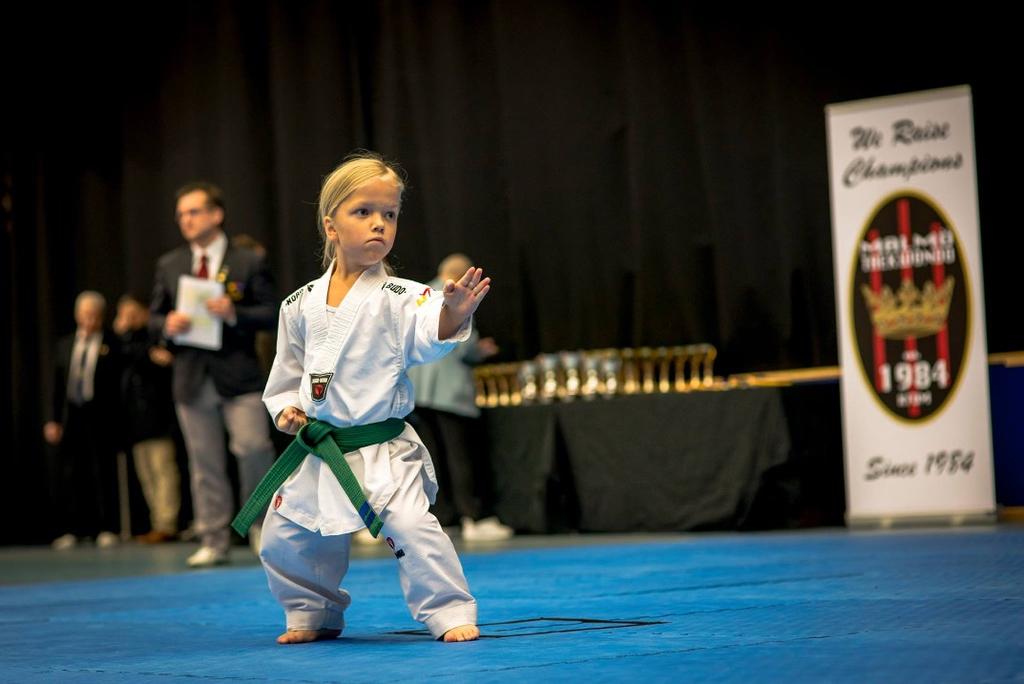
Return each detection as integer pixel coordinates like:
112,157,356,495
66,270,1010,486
231,417,406,538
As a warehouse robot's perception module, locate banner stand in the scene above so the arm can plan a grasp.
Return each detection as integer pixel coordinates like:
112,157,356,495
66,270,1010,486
826,86,995,526
847,511,995,530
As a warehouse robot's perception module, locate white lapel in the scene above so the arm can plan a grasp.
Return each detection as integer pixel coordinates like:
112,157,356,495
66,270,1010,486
307,261,388,375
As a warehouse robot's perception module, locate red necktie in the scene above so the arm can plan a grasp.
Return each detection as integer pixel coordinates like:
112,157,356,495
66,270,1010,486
196,253,209,279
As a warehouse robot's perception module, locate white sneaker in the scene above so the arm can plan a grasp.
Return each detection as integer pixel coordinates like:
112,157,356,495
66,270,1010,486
352,528,376,545
187,546,229,568
461,516,514,542
51,533,77,551
96,531,119,548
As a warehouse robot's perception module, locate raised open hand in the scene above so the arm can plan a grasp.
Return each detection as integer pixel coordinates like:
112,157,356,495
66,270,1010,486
439,267,491,340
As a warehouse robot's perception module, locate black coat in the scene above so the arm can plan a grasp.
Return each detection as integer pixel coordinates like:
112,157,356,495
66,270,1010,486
119,328,176,444
49,329,123,425
149,240,277,403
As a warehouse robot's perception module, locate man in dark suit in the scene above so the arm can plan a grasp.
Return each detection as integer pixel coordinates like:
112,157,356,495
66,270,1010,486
43,291,123,549
149,182,277,567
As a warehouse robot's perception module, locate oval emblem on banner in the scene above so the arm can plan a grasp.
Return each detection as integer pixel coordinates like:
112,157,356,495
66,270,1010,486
850,191,970,422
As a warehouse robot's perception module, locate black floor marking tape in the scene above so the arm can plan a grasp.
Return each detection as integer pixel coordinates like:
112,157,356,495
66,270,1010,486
389,616,667,639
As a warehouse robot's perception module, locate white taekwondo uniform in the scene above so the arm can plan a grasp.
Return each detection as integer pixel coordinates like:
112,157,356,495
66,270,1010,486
259,261,477,638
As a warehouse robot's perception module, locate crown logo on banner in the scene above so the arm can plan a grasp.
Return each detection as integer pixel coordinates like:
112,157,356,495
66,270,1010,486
860,278,955,339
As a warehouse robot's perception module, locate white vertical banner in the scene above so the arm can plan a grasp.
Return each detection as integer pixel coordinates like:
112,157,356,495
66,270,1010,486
826,86,995,525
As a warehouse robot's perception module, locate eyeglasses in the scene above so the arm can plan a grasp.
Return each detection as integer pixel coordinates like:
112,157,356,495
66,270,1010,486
175,207,209,222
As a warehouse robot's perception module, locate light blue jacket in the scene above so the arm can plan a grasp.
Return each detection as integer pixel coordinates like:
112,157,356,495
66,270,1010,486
407,279,484,418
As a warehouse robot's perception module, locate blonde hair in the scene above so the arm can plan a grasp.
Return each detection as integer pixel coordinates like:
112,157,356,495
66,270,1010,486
317,151,405,269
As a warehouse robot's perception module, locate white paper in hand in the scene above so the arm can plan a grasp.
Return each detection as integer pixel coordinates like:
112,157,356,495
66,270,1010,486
173,275,224,350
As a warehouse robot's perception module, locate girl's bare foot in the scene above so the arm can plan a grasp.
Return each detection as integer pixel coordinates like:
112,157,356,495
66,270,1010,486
442,624,480,642
276,628,341,644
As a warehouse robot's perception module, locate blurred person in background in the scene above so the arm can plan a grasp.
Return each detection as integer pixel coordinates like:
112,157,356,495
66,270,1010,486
43,291,122,549
114,293,181,544
150,182,278,567
406,254,512,543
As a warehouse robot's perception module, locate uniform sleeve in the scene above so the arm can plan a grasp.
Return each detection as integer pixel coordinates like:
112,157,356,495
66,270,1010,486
401,288,473,368
263,301,305,425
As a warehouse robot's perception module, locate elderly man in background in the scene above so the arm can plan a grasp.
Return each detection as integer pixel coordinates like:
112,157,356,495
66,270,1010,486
43,291,123,549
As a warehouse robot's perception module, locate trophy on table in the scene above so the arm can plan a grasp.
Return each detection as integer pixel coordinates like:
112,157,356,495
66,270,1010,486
698,343,717,388
472,341,719,407
559,350,582,400
507,363,524,406
638,347,655,394
580,351,602,399
600,349,620,397
538,353,560,403
656,347,672,393
473,367,489,407
686,344,704,390
620,348,639,394
671,346,690,392
484,367,501,407
519,360,538,405
495,365,512,406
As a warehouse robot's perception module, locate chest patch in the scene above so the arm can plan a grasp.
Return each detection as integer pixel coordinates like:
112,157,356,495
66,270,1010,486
309,372,334,403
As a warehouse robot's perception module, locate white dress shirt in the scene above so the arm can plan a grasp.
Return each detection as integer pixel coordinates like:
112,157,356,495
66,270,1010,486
190,231,228,279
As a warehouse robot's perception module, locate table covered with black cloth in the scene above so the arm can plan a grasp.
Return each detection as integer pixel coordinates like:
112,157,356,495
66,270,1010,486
482,387,805,533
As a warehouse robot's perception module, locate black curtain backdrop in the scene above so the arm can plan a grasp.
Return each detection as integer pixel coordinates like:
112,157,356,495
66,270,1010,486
2,2,1018,543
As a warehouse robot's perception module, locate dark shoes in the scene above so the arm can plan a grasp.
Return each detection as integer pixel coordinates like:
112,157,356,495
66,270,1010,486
136,530,177,544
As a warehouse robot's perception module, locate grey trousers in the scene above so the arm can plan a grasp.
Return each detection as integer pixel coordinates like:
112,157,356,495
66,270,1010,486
259,437,477,639
175,379,275,552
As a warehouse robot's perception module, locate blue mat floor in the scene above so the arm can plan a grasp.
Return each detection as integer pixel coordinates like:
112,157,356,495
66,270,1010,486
1,527,1022,682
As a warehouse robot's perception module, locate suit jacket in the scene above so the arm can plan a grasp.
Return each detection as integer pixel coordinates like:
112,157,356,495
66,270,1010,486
119,327,176,443
149,240,277,403
49,329,123,425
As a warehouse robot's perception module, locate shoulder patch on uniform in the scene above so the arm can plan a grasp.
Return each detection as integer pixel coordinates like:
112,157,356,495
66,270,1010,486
382,282,407,296
416,287,432,306
285,281,314,307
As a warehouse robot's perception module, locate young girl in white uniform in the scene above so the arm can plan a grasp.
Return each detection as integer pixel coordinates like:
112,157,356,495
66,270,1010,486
253,152,490,644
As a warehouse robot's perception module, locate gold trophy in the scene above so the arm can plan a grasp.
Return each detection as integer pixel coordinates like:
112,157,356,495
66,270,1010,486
539,353,560,403
495,365,511,406
601,350,620,397
688,344,704,387
580,351,602,399
560,350,582,400
519,360,538,404
506,363,524,406
671,346,690,392
473,367,489,407
656,347,671,393
638,347,655,393
621,348,639,394
485,368,500,407
700,344,717,388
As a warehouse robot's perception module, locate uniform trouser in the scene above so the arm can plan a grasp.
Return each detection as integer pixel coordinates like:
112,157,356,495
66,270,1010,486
132,436,181,534
259,437,477,639
175,379,275,552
